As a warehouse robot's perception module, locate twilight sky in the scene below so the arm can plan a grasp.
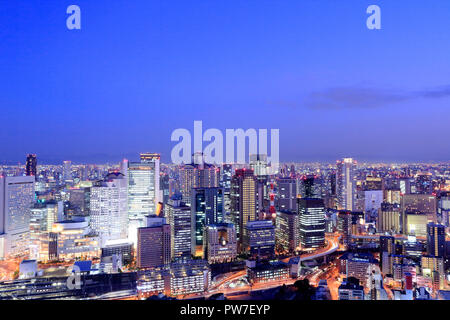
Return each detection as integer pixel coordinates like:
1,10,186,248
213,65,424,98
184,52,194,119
1,0,449,164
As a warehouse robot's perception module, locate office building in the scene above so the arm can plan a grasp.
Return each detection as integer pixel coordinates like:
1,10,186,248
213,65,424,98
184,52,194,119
277,177,297,212
203,223,237,264
25,154,37,177
243,220,275,257
336,158,357,211
166,195,194,260
426,223,445,257
137,216,171,268
298,198,325,249
275,210,299,253
378,202,401,234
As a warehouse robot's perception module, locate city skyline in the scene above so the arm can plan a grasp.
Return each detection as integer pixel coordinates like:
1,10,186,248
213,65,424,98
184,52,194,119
1,0,450,164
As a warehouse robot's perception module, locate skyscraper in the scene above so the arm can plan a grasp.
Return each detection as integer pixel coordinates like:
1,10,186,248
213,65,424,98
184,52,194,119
166,195,194,260
0,176,35,258
277,177,297,212
191,187,224,247
90,172,128,247
137,215,171,268
62,160,72,182
336,158,357,211
298,198,326,249
221,164,233,215
25,154,37,177
426,223,445,258
127,153,160,244
230,168,257,243
203,223,237,264
180,153,219,206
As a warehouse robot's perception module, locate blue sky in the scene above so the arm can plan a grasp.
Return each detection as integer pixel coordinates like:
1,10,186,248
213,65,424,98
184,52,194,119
0,0,449,164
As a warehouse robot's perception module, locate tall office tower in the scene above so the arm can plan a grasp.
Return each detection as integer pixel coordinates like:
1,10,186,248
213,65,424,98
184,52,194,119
426,223,445,257
384,188,401,204
338,210,352,248
230,168,257,243
275,210,299,253
90,172,128,247
0,176,35,258
377,203,401,234
203,223,237,264
415,173,433,195
25,154,37,177
69,187,91,216
221,164,233,216
364,177,383,223
276,177,296,212
379,236,395,275
127,154,160,244
249,154,268,176
62,160,72,182
180,153,219,207
191,187,224,247
137,215,171,268
243,220,275,258
298,198,326,249
160,174,170,205
166,195,193,260
437,192,450,226
401,194,437,226
298,175,322,199
336,158,357,211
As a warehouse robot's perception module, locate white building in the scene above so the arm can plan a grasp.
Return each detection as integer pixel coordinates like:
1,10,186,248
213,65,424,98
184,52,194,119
0,176,35,258
336,158,357,211
90,172,128,247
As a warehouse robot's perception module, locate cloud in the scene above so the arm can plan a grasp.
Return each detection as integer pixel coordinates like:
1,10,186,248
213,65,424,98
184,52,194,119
305,85,450,110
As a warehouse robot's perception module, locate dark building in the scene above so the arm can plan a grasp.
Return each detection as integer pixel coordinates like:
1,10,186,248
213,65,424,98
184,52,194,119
427,223,446,257
26,154,37,176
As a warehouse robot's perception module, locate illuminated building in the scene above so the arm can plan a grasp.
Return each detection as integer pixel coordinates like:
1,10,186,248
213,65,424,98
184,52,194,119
338,252,378,285
25,154,37,176
277,177,297,212
62,160,72,182
426,223,445,257
244,220,275,258
275,210,299,253
247,261,290,284
401,194,437,226
249,154,268,176
137,215,171,268
421,255,445,290
384,188,401,204
180,153,219,206
364,177,383,223
377,202,401,234
101,239,133,266
68,187,91,216
90,172,128,247
336,158,357,211
338,277,364,300
298,198,325,249
379,236,395,275
203,223,237,264
0,176,35,258
221,164,233,215
230,168,257,243
298,175,322,199
191,187,224,246
166,195,193,260
127,154,160,244
50,218,100,261
405,212,428,237
415,172,433,194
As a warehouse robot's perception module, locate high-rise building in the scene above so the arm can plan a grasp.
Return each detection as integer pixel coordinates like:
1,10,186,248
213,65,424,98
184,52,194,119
166,195,193,260
426,223,445,258
25,154,37,177
191,187,224,246
203,223,237,264
298,198,325,249
401,194,437,231
277,177,297,212
298,175,322,199
137,216,171,268
230,168,257,243
90,172,128,247
377,203,401,234
415,173,433,195
243,220,275,258
249,154,268,176
336,158,357,211
221,164,233,216
180,153,219,206
0,176,35,258
127,154,160,244
275,210,299,253
62,160,72,182
379,236,395,275
338,210,352,248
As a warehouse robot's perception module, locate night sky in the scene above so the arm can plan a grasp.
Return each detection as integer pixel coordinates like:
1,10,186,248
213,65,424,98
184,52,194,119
1,0,449,164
